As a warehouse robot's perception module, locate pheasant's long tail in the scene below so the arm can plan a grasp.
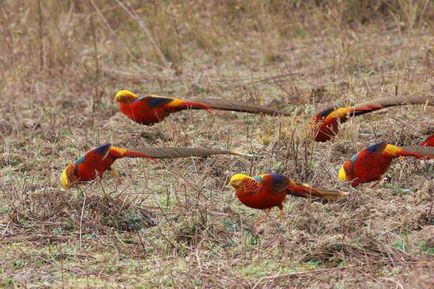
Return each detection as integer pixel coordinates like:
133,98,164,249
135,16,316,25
130,147,255,159
194,98,292,116
123,150,157,162
348,105,386,117
400,145,434,159
345,95,433,119
181,101,213,112
287,182,349,200
353,95,433,110
314,95,432,117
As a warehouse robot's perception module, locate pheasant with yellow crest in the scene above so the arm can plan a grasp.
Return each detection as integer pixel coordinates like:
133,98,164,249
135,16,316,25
61,144,253,189
338,141,434,187
115,90,291,126
229,173,348,222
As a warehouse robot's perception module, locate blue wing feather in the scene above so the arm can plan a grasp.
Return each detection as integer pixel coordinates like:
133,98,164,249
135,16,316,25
318,106,337,118
366,142,387,153
146,96,174,108
270,173,287,184
268,173,290,194
93,143,111,156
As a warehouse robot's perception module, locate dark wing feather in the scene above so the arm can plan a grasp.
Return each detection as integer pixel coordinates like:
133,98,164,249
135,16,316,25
365,142,388,154
142,96,175,108
260,173,290,194
317,106,339,118
93,143,112,156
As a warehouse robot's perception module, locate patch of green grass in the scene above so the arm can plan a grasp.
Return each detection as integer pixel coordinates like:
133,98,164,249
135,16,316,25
337,259,346,268
238,262,312,278
419,242,434,255
421,163,434,177
191,84,211,95
238,262,278,278
0,277,14,288
243,229,258,246
0,202,9,214
59,128,73,137
294,28,309,39
382,267,402,277
392,240,406,252
305,259,320,269
83,233,97,239
223,218,238,232
392,186,411,196
13,259,24,269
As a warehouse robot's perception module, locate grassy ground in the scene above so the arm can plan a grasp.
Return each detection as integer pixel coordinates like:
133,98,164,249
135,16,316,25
0,1,433,288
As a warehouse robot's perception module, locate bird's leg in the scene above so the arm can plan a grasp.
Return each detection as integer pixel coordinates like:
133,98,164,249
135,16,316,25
265,208,271,221
255,216,264,227
255,208,271,226
108,167,122,185
369,178,383,189
279,207,284,223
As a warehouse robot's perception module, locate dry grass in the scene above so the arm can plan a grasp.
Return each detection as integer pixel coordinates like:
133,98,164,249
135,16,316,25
0,0,433,288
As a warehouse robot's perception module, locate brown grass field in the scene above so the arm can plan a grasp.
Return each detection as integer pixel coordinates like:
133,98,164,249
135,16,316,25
0,1,433,288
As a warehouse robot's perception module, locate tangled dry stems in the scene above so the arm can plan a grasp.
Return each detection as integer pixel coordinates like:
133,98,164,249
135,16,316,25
0,0,433,288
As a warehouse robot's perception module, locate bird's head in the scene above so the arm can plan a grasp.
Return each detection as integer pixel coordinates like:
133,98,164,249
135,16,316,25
229,174,253,192
60,163,75,189
338,160,353,182
114,90,139,104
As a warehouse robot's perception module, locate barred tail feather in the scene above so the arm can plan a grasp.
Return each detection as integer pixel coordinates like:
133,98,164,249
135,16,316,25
195,98,292,116
131,147,254,159
354,95,433,109
226,150,256,158
316,95,434,121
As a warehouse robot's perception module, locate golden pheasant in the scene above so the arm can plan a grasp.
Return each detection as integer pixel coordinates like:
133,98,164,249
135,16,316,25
115,90,291,125
229,173,348,222
338,141,434,187
61,144,252,189
311,95,433,142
